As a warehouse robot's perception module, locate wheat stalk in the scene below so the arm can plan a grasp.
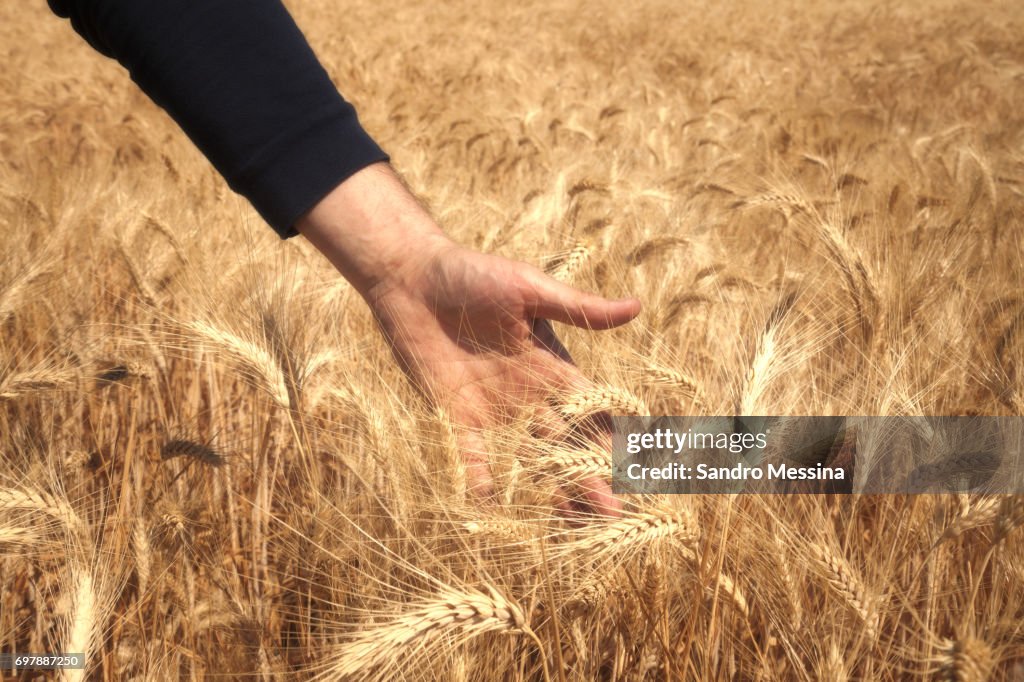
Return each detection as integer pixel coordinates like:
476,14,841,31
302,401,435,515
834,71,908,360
0,364,77,400
993,496,1024,545
626,236,690,266
936,496,1002,546
117,240,158,306
739,293,794,415
0,260,47,323
300,349,340,387
60,568,96,682
564,508,698,557
133,520,151,596
809,543,879,639
818,642,849,682
678,545,750,617
712,569,749,618
187,320,291,409
817,220,879,342
641,556,666,618
544,243,591,283
536,447,610,480
770,529,802,629
321,585,530,679
938,636,995,682
640,364,707,409
141,212,188,264
736,191,820,216
0,488,87,540
0,525,40,546
94,359,152,383
558,385,648,420
565,575,615,618
462,518,535,544
161,439,226,467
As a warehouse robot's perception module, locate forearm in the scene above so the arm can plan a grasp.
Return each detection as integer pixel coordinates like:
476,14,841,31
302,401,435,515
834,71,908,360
296,162,454,300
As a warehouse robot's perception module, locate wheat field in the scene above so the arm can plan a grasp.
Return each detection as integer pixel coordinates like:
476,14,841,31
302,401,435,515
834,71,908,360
2,0,1024,679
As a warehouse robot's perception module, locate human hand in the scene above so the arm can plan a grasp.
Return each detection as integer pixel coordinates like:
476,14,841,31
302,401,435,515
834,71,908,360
297,163,640,516
366,238,640,515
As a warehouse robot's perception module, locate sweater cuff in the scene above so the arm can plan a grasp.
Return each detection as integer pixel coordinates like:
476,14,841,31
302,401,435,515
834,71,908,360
236,107,390,239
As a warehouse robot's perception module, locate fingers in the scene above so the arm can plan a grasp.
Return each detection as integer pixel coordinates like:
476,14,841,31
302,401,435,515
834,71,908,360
553,475,623,520
441,387,496,500
528,399,613,451
576,475,622,516
461,394,622,517
455,425,495,500
527,339,615,450
524,403,573,441
524,324,621,517
523,268,641,331
524,397,622,519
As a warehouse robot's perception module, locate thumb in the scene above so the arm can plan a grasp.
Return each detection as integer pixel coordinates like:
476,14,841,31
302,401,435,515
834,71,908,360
524,268,641,330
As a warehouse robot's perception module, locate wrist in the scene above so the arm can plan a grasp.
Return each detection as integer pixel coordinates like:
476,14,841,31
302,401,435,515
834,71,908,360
295,162,455,299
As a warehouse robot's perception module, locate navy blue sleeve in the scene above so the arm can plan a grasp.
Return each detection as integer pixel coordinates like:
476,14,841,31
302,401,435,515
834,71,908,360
48,0,390,238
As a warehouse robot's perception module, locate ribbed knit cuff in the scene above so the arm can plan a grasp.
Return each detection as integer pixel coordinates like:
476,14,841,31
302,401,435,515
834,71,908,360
235,106,390,239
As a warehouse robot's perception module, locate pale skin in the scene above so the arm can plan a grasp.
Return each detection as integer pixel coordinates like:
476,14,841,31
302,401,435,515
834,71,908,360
297,161,641,517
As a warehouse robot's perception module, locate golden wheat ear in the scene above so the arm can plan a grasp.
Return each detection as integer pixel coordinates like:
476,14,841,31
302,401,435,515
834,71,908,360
0,487,88,541
556,384,648,421
185,320,292,409
321,585,532,679
937,635,996,682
